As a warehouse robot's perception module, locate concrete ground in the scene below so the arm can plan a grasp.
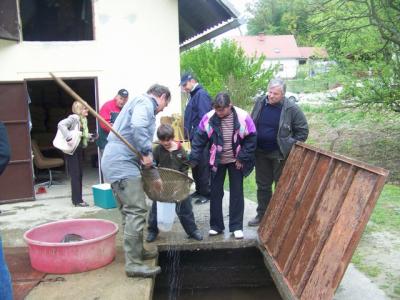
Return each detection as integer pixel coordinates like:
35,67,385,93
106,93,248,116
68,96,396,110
0,166,388,300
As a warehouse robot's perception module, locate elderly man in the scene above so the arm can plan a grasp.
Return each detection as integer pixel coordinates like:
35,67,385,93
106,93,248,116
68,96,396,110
248,78,309,227
180,73,212,204
97,89,129,153
101,84,171,278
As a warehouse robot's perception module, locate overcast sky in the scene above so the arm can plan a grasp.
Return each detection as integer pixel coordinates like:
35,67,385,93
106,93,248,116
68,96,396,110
213,0,254,40
229,0,253,15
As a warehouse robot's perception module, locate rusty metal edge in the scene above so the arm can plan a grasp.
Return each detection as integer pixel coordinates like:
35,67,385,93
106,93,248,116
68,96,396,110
257,241,297,300
296,142,389,176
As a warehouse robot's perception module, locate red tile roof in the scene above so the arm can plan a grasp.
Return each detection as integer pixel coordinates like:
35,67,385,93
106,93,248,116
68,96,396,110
299,47,328,59
232,34,302,59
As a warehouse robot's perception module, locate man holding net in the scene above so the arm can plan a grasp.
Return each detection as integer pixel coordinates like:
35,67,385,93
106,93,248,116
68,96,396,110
101,84,171,278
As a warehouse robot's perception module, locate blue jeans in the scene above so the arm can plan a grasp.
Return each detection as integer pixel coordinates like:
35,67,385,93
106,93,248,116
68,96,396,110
0,237,13,300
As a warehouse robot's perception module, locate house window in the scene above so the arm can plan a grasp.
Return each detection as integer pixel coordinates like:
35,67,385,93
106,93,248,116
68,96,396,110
20,0,93,41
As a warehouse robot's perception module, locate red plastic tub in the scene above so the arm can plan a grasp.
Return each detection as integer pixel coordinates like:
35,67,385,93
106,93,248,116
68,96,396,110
23,219,119,274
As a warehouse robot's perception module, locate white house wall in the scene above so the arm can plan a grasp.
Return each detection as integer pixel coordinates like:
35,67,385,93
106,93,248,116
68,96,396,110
263,59,299,79
0,0,181,115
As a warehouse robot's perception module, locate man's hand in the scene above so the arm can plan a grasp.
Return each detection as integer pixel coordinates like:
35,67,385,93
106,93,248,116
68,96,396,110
141,154,153,168
153,178,163,194
187,160,198,169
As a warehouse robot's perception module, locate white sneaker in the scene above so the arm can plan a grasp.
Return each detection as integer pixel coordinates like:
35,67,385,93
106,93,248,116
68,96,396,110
209,229,221,236
233,230,244,239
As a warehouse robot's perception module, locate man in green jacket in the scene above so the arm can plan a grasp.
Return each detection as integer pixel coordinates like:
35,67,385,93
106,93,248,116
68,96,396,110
248,78,309,226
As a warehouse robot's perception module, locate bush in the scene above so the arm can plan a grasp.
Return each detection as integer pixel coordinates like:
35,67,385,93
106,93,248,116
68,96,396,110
180,40,275,109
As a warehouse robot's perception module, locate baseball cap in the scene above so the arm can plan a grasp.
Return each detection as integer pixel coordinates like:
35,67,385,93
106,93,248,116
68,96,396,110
118,89,129,98
179,73,194,86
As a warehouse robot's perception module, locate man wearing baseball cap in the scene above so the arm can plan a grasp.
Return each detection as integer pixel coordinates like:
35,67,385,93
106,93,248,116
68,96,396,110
180,72,212,204
97,89,129,162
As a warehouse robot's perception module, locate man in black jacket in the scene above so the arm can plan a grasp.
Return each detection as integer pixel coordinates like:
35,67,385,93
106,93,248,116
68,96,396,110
0,121,13,300
181,73,212,204
0,121,10,175
248,78,309,226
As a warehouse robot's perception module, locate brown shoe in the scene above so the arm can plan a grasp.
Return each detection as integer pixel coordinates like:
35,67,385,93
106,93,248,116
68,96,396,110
248,215,262,227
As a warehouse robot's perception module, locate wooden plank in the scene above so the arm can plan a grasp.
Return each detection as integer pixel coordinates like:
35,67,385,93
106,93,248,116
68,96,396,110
300,170,378,299
278,156,333,274
267,151,318,258
332,174,387,286
297,142,388,176
287,162,355,296
258,146,306,245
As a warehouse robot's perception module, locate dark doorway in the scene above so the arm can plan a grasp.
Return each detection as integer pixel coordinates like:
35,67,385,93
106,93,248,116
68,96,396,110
27,79,98,183
20,0,93,41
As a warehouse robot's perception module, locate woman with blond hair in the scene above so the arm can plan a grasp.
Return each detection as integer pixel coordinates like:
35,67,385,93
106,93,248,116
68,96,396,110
58,101,94,207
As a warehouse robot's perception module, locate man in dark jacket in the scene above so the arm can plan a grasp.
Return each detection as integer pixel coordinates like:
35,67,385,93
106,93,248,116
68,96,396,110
181,73,212,204
0,121,11,175
0,121,13,300
248,78,309,226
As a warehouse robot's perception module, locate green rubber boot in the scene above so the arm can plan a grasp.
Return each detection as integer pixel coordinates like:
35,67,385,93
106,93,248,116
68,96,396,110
124,233,161,278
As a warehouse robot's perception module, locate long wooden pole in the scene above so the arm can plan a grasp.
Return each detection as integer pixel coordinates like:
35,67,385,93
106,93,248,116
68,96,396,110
49,72,143,160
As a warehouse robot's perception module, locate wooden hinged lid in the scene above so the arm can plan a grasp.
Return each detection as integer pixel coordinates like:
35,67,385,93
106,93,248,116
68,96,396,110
258,142,389,300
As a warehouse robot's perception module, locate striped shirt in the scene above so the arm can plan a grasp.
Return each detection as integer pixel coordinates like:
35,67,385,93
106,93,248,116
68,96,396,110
220,112,236,164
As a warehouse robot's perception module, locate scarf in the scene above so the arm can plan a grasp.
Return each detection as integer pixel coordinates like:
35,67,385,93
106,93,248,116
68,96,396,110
80,116,89,148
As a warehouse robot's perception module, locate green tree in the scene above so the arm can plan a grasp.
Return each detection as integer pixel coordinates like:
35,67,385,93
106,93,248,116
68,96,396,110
246,0,312,45
309,0,400,112
180,40,275,110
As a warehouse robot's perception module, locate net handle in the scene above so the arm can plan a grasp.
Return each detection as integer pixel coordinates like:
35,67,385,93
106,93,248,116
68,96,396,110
50,72,143,160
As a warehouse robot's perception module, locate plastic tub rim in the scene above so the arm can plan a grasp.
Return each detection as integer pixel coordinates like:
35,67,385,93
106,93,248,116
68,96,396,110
23,218,119,247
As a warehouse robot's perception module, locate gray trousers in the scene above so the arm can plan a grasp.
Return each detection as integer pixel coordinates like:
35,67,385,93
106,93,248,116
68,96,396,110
111,177,147,268
255,149,285,217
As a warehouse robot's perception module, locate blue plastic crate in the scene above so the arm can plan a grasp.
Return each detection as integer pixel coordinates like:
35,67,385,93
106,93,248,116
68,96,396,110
92,184,116,209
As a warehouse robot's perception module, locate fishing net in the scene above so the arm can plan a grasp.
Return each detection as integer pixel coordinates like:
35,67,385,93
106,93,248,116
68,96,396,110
142,167,194,203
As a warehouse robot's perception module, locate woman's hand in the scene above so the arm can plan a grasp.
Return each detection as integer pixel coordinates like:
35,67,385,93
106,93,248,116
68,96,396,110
235,160,243,170
66,138,74,146
88,133,98,142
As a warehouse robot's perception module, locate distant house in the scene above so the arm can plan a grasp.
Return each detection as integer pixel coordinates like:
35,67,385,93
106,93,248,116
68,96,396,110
0,0,240,203
298,47,329,63
231,34,328,79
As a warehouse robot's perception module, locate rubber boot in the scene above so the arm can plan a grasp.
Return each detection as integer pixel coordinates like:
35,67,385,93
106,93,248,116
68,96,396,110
140,231,158,260
124,233,161,278
142,247,158,260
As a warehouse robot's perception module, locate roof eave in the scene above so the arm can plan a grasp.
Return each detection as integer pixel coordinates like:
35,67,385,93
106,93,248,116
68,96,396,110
180,18,242,52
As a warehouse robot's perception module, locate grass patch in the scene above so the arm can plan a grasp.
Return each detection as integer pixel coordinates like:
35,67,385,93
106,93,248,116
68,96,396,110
351,251,382,278
244,171,257,202
394,283,400,296
286,75,340,93
367,184,400,234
